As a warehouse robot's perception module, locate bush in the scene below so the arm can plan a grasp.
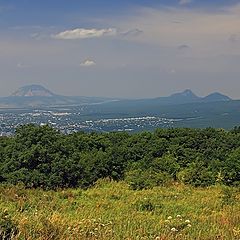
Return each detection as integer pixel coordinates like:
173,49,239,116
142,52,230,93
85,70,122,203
151,154,180,179
177,162,215,187
222,148,240,186
126,168,172,190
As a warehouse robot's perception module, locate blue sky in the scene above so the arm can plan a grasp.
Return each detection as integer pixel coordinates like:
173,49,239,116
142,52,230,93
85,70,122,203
1,0,240,98
1,0,239,27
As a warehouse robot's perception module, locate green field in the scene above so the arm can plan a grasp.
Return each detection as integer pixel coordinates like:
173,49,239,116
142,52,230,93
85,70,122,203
1,181,240,240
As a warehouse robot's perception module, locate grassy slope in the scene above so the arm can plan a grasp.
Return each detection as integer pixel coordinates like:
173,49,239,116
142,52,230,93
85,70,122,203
0,181,240,240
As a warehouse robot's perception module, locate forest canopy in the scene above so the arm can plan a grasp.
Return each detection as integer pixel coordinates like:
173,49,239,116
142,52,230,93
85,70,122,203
0,124,240,189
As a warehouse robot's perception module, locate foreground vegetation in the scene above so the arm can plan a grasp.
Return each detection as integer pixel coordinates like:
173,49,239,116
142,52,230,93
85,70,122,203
0,181,240,239
1,125,240,239
0,124,240,189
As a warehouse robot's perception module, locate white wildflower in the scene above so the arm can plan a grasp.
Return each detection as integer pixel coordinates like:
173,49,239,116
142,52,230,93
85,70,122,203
171,227,178,232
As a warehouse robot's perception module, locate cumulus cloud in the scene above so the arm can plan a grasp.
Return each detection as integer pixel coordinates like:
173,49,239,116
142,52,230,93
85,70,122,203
53,28,117,40
179,0,192,5
80,59,96,67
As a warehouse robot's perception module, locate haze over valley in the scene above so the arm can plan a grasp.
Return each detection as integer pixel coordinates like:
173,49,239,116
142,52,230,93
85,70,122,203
0,84,239,135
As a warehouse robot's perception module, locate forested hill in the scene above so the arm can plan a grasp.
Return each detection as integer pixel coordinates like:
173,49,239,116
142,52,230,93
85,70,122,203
0,124,240,189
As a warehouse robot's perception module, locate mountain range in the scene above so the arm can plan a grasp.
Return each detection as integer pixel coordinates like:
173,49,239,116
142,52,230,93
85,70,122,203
135,89,231,105
0,85,232,108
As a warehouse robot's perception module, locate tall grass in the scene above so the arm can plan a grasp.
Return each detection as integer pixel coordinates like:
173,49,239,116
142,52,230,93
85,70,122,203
0,180,239,239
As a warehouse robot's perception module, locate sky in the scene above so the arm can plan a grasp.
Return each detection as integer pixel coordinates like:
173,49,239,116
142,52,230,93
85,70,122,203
1,0,240,98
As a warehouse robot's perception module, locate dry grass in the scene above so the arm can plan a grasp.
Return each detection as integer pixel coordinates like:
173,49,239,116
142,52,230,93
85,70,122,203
0,180,239,240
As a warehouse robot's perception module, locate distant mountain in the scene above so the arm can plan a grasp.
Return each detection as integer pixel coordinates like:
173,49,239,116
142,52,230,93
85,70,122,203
168,89,200,102
88,89,233,116
151,89,201,105
202,92,231,102
0,85,117,108
11,85,55,97
158,89,232,104
127,89,232,106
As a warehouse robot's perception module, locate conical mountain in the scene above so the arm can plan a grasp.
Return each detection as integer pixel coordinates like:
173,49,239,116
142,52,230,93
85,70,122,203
202,92,231,102
0,84,113,108
169,89,200,102
11,85,55,97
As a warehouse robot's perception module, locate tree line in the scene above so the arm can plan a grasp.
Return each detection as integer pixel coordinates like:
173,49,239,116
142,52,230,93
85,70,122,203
0,124,240,189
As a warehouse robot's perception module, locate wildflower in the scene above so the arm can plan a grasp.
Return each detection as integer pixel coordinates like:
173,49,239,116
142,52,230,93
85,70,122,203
185,219,191,223
171,227,178,232
167,216,173,220
176,215,181,218
187,224,192,228
155,237,161,240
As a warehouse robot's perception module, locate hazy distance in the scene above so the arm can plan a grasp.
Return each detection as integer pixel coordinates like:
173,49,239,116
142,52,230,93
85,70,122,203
1,0,240,99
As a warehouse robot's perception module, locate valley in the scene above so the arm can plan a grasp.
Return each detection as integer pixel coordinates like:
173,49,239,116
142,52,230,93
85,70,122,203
0,85,239,135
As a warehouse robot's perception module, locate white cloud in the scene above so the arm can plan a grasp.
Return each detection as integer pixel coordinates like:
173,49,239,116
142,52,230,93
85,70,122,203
179,0,192,5
53,28,117,40
80,59,96,67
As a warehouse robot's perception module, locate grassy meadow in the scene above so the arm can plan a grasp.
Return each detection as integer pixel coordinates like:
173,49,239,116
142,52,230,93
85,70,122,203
0,180,240,240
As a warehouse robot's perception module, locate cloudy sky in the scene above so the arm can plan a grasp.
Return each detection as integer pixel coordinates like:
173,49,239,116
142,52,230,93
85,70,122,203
1,0,240,98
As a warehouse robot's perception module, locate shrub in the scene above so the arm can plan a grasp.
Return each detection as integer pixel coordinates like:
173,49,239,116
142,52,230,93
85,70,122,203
126,168,172,190
222,148,240,186
177,162,215,187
